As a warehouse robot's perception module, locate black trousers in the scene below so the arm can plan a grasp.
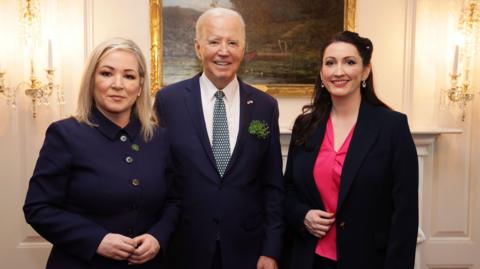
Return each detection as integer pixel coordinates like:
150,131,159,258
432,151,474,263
313,255,337,269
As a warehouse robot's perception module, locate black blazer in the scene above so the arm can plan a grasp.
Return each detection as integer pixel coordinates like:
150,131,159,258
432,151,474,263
154,74,284,269
23,109,180,269
284,101,418,269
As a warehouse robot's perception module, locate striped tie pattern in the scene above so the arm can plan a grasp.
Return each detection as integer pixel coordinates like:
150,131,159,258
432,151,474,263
212,91,231,177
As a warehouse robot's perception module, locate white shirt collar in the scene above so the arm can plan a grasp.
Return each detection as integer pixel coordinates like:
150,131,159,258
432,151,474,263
200,73,239,102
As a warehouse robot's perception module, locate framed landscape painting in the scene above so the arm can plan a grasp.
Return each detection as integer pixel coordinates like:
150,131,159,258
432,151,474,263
149,0,356,96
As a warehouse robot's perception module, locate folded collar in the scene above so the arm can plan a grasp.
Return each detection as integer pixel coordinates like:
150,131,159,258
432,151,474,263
90,106,141,141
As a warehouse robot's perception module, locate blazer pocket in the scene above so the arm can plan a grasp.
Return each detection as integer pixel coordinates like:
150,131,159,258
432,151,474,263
374,231,388,250
243,214,263,231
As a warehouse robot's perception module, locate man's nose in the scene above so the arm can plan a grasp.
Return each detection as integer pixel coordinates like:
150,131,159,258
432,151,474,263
218,42,229,55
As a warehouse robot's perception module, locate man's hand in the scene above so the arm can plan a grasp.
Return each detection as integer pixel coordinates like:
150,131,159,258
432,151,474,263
304,209,335,238
128,234,160,265
96,233,136,260
257,255,278,269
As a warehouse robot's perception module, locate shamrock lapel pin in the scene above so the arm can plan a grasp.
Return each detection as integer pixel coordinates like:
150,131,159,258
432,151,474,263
248,120,269,139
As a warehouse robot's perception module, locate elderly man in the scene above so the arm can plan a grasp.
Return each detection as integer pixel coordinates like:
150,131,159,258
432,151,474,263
154,7,284,269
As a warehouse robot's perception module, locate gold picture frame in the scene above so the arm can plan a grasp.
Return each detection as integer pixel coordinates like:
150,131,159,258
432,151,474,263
149,0,356,96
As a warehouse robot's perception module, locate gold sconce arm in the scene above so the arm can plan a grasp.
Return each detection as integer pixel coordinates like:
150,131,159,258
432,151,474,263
445,72,475,121
21,62,63,118
0,71,16,107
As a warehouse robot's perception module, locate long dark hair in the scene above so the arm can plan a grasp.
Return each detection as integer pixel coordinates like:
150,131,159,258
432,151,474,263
293,31,390,147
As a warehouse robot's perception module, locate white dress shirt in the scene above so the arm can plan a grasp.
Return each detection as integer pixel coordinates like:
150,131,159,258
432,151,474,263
200,73,240,155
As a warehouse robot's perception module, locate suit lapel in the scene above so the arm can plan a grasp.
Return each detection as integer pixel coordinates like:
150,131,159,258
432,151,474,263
183,75,218,171
223,80,253,177
302,118,328,209
337,101,379,211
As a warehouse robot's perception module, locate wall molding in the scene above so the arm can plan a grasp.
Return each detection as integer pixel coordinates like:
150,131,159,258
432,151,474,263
402,0,418,116
84,0,93,59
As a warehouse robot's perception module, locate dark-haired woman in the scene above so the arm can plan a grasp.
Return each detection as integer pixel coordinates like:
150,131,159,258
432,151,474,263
284,31,418,269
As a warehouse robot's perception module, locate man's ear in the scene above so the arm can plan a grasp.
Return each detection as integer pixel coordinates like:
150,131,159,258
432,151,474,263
194,39,202,61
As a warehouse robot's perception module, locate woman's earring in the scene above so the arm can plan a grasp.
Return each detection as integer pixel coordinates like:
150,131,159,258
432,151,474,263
361,80,366,88
321,82,325,88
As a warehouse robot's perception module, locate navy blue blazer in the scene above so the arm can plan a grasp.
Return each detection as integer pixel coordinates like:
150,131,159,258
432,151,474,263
284,101,419,269
23,108,180,269
154,74,284,269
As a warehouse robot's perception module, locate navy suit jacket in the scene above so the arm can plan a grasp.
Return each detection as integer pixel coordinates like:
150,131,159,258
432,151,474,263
284,101,419,269
154,74,284,269
24,109,180,269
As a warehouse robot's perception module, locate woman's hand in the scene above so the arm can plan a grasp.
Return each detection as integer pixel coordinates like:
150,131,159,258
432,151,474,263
304,209,335,238
96,233,136,260
127,234,160,265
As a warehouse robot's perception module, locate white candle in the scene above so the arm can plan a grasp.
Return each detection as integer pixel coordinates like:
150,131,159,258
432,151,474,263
452,45,459,75
48,39,53,69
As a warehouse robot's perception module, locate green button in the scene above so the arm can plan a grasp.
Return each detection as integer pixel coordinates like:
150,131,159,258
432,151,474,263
131,144,140,151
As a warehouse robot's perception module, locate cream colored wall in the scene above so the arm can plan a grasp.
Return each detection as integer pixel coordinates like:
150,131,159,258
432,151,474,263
1,0,479,268
91,0,150,59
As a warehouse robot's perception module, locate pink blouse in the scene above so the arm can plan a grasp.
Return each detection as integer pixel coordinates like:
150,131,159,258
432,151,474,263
313,116,355,261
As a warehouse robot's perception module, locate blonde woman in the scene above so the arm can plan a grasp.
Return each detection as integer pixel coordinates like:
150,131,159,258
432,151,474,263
24,37,179,269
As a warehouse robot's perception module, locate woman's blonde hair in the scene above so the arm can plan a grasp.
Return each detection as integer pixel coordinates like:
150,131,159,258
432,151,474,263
75,37,157,141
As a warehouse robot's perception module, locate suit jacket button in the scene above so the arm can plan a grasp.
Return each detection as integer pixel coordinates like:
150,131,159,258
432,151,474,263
132,178,140,186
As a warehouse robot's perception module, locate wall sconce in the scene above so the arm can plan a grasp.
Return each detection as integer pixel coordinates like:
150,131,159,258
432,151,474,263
444,0,479,121
19,58,64,118
0,71,16,108
18,0,64,118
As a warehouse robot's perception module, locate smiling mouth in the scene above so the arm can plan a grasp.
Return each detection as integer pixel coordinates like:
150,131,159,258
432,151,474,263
214,61,231,66
332,80,350,86
108,95,125,101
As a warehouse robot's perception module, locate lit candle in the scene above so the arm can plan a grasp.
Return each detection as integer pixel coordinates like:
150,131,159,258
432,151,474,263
48,39,53,69
452,45,459,75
